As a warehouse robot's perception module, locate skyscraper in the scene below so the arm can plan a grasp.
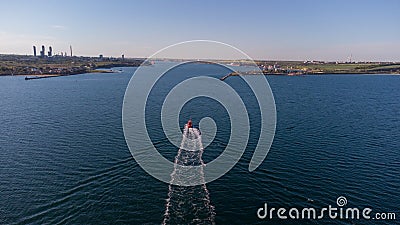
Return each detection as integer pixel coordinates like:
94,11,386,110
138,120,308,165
40,45,45,57
48,46,53,57
70,45,73,57
33,46,37,57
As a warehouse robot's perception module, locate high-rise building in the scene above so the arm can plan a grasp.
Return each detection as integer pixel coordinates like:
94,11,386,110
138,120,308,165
48,46,53,57
33,46,37,57
70,45,73,57
40,45,45,57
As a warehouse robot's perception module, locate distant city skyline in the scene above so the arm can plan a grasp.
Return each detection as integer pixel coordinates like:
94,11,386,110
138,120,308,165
0,0,399,61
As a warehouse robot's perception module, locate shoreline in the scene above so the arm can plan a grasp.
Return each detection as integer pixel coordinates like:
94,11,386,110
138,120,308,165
0,54,145,77
1,68,131,78
220,71,400,80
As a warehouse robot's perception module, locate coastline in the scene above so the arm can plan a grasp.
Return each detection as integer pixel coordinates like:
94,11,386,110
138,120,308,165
0,54,145,77
220,70,400,80
1,55,399,80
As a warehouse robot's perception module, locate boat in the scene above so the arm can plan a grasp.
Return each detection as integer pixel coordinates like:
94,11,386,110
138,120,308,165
184,119,201,137
186,119,192,128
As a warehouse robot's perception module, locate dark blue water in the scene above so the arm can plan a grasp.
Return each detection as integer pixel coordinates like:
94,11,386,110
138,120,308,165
0,64,399,224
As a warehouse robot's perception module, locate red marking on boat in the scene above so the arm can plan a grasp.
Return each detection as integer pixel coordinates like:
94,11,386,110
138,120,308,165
187,119,192,128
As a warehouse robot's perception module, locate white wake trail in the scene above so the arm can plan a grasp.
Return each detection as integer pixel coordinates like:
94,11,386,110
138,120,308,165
163,126,215,225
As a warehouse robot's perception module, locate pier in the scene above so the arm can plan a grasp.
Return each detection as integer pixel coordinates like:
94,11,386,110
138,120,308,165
24,76,58,80
219,73,231,81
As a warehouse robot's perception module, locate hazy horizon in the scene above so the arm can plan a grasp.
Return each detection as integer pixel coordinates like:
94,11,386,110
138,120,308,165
1,0,399,61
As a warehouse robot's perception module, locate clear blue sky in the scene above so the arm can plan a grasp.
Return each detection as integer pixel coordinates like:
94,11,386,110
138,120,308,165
0,0,399,61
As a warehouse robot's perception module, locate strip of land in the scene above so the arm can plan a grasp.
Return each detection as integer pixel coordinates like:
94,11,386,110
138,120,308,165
1,55,399,79
0,54,146,77
254,60,400,75
155,58,400,75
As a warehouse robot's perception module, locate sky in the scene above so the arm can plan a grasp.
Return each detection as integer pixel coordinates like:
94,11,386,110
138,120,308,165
0,0,399,61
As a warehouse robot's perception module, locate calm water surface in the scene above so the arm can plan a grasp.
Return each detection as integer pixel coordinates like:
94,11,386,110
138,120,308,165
0,64,399,224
